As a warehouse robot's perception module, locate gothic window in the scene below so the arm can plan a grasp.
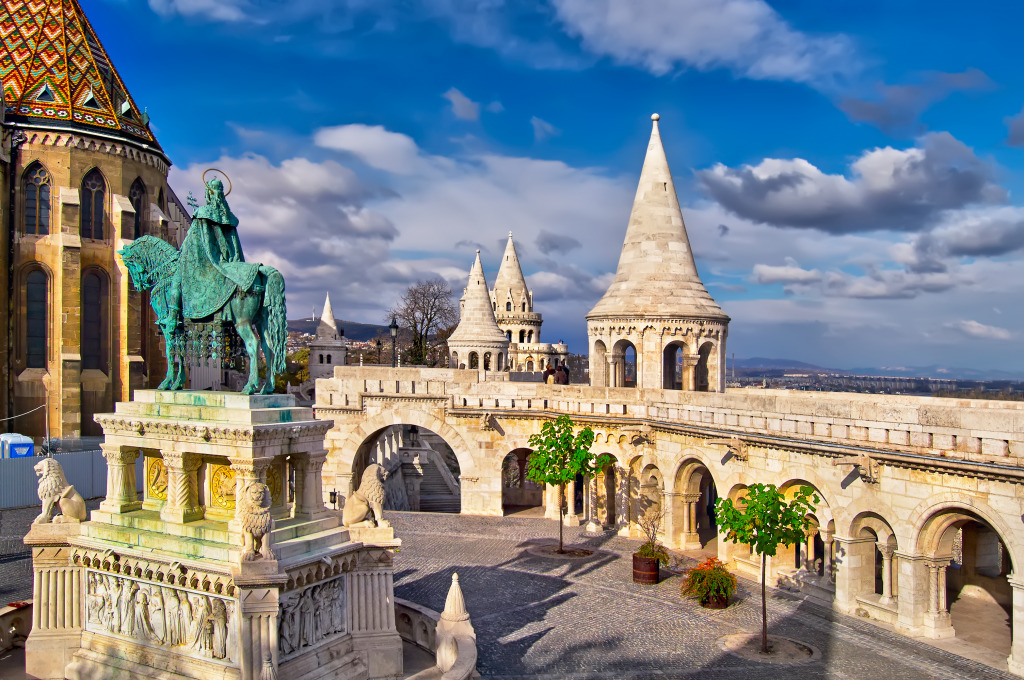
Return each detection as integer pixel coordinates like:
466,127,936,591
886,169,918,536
327,354,332,363
80,168,106,240
82,271,110,372
506,302,511,311
25,269,48,368
158,187,166,211
519,330,526,343
129,178,146,240
522,302,526,312
23,162,51,235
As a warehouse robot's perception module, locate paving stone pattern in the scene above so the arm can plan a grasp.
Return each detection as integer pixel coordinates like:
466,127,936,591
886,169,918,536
391,512,1015,680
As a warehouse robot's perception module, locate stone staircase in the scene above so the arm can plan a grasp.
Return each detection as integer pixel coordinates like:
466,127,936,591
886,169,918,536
418,460,461,513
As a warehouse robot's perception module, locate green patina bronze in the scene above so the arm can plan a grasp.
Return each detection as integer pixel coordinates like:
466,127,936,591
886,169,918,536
118,178,288,395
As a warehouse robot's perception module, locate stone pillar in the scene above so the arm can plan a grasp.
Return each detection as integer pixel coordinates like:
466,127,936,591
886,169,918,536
1007,577,1024,676
607,357,618,388
160,451,202,523
24,525,82,680
833,536,876,615
238,587,281,680
920,558,954,638
517,456,527,488
562,479,579,526
99,444,141,514
661,492,680,548
823,532,835,583
800,528,818,572
349,565,403,680
680,493,702,550
878,544,895,605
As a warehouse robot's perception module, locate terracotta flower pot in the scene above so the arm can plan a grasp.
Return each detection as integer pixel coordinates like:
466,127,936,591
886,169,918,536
701,594,729,609
632,553,660,585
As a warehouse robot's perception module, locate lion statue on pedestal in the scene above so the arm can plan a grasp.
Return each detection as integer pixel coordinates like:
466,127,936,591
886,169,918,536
342,464,389,529
240,482,275,561
34,458,86,524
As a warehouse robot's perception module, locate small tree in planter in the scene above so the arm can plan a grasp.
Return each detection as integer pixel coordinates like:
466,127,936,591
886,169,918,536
715,483,818,654
526,415,608,553
632,508,669,584
681,558,737,608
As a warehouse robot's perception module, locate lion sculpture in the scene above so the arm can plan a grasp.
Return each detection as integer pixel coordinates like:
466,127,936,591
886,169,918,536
342,464,389,529
240,482,275,561
34,458,86,524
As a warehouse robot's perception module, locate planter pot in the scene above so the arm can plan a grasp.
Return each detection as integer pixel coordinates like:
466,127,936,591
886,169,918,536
701,595,730,609
632,553,660,585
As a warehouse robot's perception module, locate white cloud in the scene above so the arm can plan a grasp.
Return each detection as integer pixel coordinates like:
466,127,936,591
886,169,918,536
486,101,505,113
313,124,426,174
442,87,481,121
947,320,1012,341
752,258,821,285
147,0,249,21
530,116,560,141
551,0,858,88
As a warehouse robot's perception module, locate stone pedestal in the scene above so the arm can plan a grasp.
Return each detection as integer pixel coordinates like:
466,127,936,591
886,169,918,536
25,390,403,680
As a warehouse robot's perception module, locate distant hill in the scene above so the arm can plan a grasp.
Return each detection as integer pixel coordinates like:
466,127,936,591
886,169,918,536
732,356,1024,381
733,357,828,371
288,318,389,342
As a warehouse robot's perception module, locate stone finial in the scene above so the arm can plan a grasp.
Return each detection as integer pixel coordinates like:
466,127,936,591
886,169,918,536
651,112,660,121
260,653,278,680
441,572,470,623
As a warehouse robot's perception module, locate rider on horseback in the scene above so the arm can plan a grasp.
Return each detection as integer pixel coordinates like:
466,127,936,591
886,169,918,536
163,178,260,334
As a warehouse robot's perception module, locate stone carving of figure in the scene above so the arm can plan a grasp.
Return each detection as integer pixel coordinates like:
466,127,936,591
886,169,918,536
241,482,275,561
279,595,298,656
106,576,120,633
211,598,228,660
148,588,166,643
134,590,157,641
314,585,330,639
342,464,389,529
32,457,87,524
163,587,180,646
87,574,105,628
330,580,345,634
121,582,137,637
177,591,192,647
299,589,316,648
198,598,215,657
187,595,205,648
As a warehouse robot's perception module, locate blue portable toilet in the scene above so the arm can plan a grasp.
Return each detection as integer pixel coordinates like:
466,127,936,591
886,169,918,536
0,433,34,458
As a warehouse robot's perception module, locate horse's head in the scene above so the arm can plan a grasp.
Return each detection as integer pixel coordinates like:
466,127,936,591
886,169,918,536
117,242,150,292
117,236,179,292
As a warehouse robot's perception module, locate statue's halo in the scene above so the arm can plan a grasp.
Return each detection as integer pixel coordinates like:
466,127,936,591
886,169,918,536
202,168,233,196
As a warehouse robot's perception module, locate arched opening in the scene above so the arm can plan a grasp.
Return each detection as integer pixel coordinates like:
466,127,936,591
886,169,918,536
519,330,526,343
25,268,48,369
611,339,638,388
129,178,146,240
81,271,110,373
521,302,526,312
483,352,492,371
695,342,713,392
352,425,462,514
23,162,51,235
917,508,1014,661
527,330,533,343
663,341,686,390
469,352,479,369
526,360,534,371
80,168,106,240
506,331,511,341
497,353,504,371
319,354,324,364
773,480,830,584
326,354,332,364
506,301,511,311
673,459,719,550
502,448,542,516
594,454,621,529
450,351,459,369
628,459,663,538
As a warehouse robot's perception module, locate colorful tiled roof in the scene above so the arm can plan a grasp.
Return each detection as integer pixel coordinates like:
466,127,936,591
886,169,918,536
1,0,160,148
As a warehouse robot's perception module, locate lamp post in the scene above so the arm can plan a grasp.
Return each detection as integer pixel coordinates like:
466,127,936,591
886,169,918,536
389,317,399,368
375,339,382,366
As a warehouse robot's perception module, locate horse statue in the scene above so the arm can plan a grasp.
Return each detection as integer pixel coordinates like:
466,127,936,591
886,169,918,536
118,174,287,395
119,236,287,394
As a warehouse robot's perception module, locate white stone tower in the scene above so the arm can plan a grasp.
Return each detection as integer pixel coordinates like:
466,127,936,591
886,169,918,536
448,251,510,370
586,114,730,391
309,293,348,380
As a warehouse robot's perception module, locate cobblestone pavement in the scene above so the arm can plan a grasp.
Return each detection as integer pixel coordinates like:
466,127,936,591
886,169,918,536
390,511,1015,680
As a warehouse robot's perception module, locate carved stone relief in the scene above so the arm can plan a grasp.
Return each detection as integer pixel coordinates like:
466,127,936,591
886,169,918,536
278,575,346,659
266,464,284,506
85,570,237,663
147,456,168,501
210,465,236,510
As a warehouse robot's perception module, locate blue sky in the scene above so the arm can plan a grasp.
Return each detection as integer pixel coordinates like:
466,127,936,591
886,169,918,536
93,0,1024,372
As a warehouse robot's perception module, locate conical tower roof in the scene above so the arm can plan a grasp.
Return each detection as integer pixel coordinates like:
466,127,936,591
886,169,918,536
315,293,341,341
587,114,727,321
1,0,161,150
493,232,530,306
448,250,509,345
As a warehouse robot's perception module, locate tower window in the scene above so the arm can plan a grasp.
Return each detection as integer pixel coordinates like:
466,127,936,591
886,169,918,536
129,178,146,240
327,354,332,363
25,269,48,368
506,302,511,311
81,169,106,240
82,271,109,372
23,162,51,235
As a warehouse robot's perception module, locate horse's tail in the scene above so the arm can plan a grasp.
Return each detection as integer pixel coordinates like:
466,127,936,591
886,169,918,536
263,268,288,376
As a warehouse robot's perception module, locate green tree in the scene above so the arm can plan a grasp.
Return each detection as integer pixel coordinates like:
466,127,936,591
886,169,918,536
387,278,459,366
526,415,608,553
715,483,818,654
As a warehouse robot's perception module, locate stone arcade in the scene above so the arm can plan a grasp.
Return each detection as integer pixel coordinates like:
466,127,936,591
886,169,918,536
24,390,402,680
314,115,1024,675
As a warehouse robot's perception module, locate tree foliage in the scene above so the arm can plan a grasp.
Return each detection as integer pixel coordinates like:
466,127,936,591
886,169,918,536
387,278,459,366
715,483,818,653
526,415,608,552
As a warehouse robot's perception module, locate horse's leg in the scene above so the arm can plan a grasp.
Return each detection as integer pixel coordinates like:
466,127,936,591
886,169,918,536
235,301,261,395
257,298,276,395
158,330,176,390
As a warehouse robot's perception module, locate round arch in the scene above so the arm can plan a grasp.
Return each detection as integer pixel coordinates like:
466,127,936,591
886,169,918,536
663,340,687,390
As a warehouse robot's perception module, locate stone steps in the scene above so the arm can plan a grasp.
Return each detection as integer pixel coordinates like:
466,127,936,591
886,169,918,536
271,526,350,561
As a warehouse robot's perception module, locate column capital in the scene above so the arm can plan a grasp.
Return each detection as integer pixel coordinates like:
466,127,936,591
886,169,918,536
877,543,895,559
100,443,139,466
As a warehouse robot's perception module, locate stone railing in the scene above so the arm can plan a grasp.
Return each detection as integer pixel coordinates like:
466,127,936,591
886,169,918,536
396,574,479,680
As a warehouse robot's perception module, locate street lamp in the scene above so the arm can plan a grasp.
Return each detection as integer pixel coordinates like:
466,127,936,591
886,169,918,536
375,338,382,365
389,317,399,368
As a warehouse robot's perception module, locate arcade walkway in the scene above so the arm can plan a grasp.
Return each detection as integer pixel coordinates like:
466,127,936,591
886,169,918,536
390,511,1015,680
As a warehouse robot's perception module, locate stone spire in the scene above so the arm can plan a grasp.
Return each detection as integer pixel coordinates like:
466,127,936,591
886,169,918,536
316,293,340,341
492,232,530,311
587,114,728,321
448,251,509,345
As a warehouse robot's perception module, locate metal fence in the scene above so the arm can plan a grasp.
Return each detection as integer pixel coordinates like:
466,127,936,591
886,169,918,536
0,450,143,510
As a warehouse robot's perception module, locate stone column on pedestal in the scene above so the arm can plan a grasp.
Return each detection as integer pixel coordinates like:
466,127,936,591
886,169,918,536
563,478,579,526
922,558,954,638
24,524,83,680
99,444,141,514
660,491,679,548
160,451,203,523
802,528,819,572
832,536,876,615
823,532,835,583
878,544,896,605
680,493,702,549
